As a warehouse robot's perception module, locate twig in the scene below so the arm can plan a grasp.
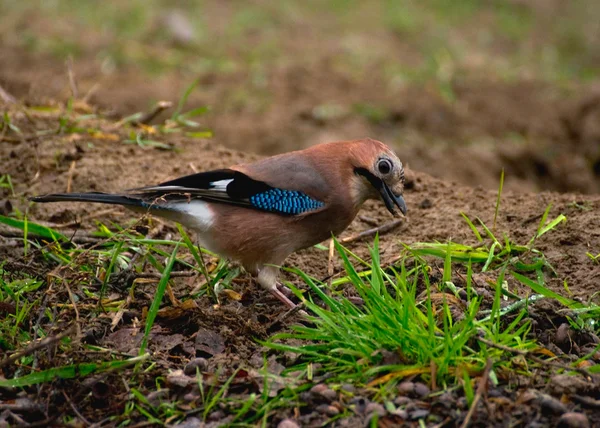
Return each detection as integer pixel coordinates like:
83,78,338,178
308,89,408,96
62,390,90,426
267,302,307,333
477,335,593,379
134,270,197,279
66,160,77,193
66,56,79,99
0,83,16,104
62,279,81,339
460,359,492,428
0,402,43,412
339,219,403,244
136,101,173,125
82,82,100,104
0,325,77,368
358,215,379,227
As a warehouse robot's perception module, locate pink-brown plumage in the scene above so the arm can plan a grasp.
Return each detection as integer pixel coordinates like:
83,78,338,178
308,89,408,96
31,138,406,307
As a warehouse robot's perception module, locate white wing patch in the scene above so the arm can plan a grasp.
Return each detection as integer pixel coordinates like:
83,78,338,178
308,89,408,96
209,179,233,192
166,200,214,232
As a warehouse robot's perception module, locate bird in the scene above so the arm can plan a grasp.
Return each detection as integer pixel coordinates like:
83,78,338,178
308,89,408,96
31,138,407,308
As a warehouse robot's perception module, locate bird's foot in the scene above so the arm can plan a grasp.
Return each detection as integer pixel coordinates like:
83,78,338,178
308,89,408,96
269,286,297,309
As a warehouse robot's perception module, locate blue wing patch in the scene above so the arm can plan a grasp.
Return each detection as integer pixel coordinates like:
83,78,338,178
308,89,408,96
249,188,324,215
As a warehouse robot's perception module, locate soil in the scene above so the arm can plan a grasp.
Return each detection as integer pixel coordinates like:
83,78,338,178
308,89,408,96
0,104,599,426
2,43,600,196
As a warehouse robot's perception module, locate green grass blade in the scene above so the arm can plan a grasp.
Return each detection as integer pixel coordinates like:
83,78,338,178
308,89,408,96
493,168,504,231
0,215,68,242
0,355,149,387
139,243,180,355
511,271,583,309
460,212,483,242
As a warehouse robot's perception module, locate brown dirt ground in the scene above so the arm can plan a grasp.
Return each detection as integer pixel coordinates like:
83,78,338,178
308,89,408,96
0,102,599,426
2,43,600,197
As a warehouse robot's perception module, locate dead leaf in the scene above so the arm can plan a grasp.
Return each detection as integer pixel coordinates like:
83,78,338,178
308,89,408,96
195,328,225,357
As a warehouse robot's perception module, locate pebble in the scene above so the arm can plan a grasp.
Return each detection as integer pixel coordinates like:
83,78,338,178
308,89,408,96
398,381,415,395
557,412,590,428
340,383,356,394
183,391,200,402
176,417,202,428
413,382,430,398
207,410,225,421
184,357,208,375
351,397,368,414
310,384,337,400
394,396,411,406
409,408,430,420
365,402,386,417
316,404,340,416
277,418,300,428
166,370,195,388
538,393,568,414
555,323,572,349
147,389,170,406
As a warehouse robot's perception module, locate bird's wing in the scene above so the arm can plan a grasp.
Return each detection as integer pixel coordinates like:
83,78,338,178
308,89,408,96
129,168,325,215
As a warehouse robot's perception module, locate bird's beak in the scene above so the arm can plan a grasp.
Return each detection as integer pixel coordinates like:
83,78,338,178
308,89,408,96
379,180,407,216
355,168,407,216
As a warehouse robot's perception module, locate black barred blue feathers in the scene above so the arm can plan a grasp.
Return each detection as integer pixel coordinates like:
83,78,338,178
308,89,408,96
250,188,324,214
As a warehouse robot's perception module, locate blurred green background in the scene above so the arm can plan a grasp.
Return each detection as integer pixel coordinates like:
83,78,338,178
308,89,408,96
1,0,599,192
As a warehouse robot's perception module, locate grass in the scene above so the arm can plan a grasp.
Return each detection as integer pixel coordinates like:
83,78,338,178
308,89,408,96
1,0,598,92
1,190,599,425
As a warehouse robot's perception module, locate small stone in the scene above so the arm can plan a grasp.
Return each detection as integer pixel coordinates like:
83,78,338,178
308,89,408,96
183,392,199,402
320,388,337,400
557,412,590,428
277,418,300,428
538,393,568,415
365,402,386,417
311,384,336,400
147,389,170,406
166,370,195,388
340,383,356,394
518,389,538,403
351,397,368,414
418,199,433,209
413,382,430,398
394,396,411,406
207,410,225,421
176,417,202,428
409,408,430,420
555,323,572,350
310,384,328,395
0,200,12,216
184,357,208,375
398,381,415,395
316,404,340,416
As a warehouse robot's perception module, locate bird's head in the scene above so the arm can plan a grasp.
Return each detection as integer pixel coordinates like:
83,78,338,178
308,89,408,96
349,139,407,216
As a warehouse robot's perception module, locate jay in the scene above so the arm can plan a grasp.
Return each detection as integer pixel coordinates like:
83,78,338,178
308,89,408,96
32,138,407,308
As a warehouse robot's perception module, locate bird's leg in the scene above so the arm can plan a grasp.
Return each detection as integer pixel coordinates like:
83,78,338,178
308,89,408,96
257,266,296,309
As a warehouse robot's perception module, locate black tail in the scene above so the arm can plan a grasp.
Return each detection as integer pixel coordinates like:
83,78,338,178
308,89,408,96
30,192,144,208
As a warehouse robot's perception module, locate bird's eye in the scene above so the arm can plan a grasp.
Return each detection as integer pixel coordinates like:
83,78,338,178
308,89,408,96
377,159,392,175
